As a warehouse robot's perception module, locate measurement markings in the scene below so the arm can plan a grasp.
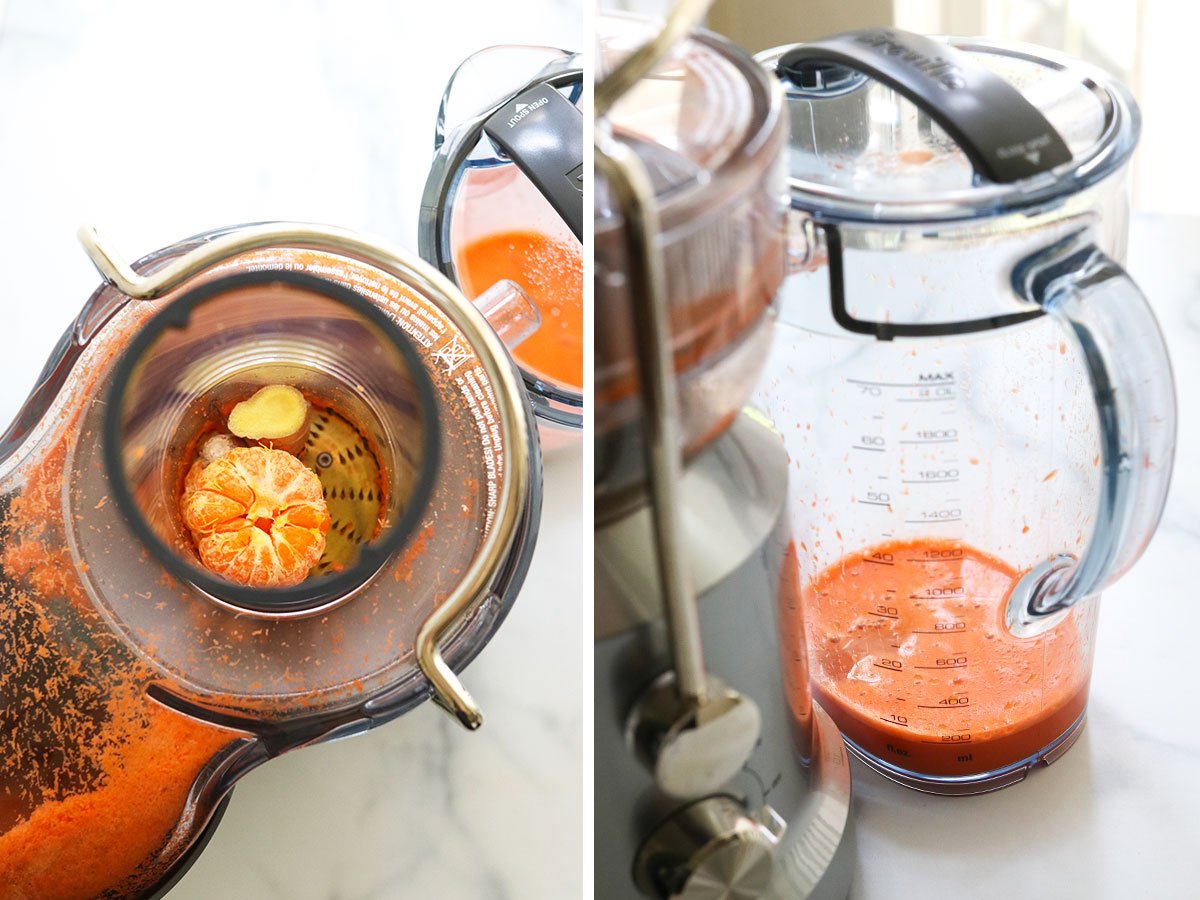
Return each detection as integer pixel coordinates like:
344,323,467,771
917,702,971,709
901,477,959,484
862,557,894,566
879,717,909,727
921,738,972,744
848,378,955,388
914,663,967,669
899,438,959,445
869,611,899,619
904,517,962,524
852,445,886,452
858,500,891,507
897,396,955,403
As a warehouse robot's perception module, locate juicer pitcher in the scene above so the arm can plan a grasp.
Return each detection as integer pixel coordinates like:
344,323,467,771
420,44,584,449
0,223,542,897
752,29,1176,794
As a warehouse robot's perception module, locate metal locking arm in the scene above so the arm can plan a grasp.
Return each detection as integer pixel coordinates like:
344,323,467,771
597,0,763,800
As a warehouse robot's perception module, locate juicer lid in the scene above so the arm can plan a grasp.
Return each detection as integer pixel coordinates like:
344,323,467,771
419,45,584,416
57,223,541,731
591,10,787,500
595,11,782,233
758,29,1140,223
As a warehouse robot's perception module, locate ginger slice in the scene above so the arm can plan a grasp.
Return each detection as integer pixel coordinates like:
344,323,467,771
227,384,311,456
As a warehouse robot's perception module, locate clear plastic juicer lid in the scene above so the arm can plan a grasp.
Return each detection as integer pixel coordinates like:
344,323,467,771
0,223,544,895
594,12,786,453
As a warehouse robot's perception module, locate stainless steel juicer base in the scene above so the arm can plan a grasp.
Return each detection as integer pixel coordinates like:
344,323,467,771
769,702,856,900
595,414,855,899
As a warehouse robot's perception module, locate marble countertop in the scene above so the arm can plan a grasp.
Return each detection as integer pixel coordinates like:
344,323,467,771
846,213,1200,900
0,2,583,898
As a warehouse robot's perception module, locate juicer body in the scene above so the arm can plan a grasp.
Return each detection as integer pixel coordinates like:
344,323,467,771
0,224,542,898
593,16,855,896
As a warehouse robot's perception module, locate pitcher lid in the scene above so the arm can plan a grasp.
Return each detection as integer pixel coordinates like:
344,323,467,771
758,30,1139,223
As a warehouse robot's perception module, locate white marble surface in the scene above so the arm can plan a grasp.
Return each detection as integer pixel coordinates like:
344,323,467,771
846,213,1200,900
0,2,583,898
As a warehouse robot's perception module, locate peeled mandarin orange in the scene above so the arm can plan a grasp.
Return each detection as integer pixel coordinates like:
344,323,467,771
180,446,331,588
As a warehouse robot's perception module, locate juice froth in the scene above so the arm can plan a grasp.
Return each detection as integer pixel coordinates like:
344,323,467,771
791,539,1093,780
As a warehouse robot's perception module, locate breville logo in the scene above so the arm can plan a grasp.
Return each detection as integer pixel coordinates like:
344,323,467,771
856,31,967,90
507,96,549,128
996,132,1054,166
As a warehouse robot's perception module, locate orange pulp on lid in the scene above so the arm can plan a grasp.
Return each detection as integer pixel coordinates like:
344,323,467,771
181,446,331,588
456,230,583,390
794,539,1091,777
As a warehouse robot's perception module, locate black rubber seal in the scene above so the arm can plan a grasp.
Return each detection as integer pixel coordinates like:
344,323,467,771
102,269,441,615
778,28,1073,183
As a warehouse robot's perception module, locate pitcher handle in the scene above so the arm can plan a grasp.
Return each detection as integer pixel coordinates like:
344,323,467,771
1012,235,1177,618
